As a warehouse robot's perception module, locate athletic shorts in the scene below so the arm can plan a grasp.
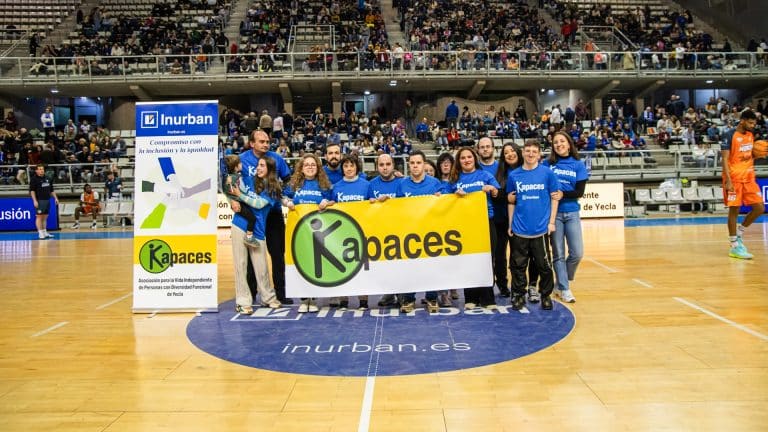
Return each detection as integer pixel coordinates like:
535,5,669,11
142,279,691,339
36,200,50,215
723,180,762,207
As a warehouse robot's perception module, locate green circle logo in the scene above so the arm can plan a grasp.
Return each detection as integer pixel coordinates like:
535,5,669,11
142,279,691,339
292,209,366,287
139,239,172,273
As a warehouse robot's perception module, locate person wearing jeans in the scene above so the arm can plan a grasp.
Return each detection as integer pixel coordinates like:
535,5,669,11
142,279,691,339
544,131,588,303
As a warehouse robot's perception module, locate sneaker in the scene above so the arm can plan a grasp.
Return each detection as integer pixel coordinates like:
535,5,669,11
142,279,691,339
91,221,97,229
729,245,753,260
378,294,398,307
44,232,54,238
267,301,281,309
72,222,80,229
464,302,476,310
438,292,453,307
541,296,553,310
235,304,254,315
499,287,511,298
511,294,526,311
527,286,540,303
298,301,309,313
308,300,319,313
558,289,576,303
358,300,369,311
339,300,349,310
400,301,415,313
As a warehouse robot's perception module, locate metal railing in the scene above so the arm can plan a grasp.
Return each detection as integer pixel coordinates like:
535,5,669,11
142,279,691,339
0,162,133,195
1,49,766,84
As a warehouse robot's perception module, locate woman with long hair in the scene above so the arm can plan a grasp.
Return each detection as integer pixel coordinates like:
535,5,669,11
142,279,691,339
284,154,334,313
543,131,589,303
329,154,373,310
450,146,500,309
493,143,523,298
231,157,281,314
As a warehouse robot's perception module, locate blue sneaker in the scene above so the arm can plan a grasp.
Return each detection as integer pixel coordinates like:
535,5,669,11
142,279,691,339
729,245,753,260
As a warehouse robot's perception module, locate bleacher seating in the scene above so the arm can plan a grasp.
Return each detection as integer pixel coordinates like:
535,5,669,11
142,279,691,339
0,0,80,38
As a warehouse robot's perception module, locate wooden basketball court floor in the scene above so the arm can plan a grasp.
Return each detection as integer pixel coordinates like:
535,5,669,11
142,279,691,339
0,218,766,432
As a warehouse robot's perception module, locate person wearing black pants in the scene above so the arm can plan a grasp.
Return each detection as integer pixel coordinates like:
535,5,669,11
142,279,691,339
451,146,500,309
493,143,523,297
241,130,293,305
509,234,554,310
505,140,560,310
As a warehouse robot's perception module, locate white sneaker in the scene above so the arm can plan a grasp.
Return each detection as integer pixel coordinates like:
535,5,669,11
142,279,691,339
464,302,476,310
91,221,97,229
527,286,540,303
558,289,576,303
72,222,80,229
308,300,319,313
44,232,54,238
298,301,309,313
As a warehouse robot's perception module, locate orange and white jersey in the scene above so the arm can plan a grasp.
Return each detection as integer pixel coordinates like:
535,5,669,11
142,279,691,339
721,129,755,183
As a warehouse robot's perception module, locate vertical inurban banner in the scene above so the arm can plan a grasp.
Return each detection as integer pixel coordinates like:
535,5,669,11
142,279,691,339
133,101,219,312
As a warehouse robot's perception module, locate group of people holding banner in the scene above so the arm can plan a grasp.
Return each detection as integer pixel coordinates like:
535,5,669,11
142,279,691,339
226,128,588,315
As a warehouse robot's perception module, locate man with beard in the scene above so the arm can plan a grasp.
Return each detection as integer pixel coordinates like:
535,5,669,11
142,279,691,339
235,130,293,304
323,143,344,184
477,137,510,298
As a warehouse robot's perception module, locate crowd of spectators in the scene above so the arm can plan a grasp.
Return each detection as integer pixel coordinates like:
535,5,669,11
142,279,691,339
1,108,126,185
546,1,744,71
28,0,232,76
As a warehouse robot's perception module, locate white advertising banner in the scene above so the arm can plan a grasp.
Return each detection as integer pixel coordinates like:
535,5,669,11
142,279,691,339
132,100,219,312
217,193,234,227
579,182,624,218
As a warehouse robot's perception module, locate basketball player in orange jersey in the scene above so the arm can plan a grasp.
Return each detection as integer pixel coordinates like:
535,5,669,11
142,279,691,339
721,109,765,259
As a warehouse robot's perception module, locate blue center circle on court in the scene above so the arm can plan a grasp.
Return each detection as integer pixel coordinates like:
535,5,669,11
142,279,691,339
187,299,575,376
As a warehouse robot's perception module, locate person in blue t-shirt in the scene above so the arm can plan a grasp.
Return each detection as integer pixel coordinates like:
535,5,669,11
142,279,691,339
229,156,282,314
394,150,444,313
507,140,561,311
368,153,402,203
450,146,500,309
323,143,344,184
543,132,589,304
368,153,404,308
284,153,334,313
237,130,293,304
477,137,508,298
436,152,455,195
329,154,372,310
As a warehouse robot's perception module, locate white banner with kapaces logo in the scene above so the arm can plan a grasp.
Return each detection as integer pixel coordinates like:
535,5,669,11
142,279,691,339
132,100,219,313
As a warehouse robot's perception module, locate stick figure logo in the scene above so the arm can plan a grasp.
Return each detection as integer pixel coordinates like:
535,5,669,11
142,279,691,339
139,239,172,273
291,209,366,287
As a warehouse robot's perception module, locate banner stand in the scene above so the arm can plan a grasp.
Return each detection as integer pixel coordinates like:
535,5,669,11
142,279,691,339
132,100,220,313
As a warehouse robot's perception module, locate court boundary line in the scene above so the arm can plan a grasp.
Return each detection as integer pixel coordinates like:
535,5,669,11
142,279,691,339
585,257,619,273
674,297,768,342
96,293,132,310
358,316,383,432
632,279,653,288
31,321,69,338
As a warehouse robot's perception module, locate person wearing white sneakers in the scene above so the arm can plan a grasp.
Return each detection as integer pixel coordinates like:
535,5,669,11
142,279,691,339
544,132,589,303
29,164,58,239
284,154,335,313
72,183,100,230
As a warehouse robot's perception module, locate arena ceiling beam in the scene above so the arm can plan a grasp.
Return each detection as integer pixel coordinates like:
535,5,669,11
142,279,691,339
128,85,152,101
589,80,621,101
635,80,666,98
466,80,486,100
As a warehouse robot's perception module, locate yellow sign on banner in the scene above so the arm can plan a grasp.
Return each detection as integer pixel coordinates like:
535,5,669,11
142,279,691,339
285,192,493,297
